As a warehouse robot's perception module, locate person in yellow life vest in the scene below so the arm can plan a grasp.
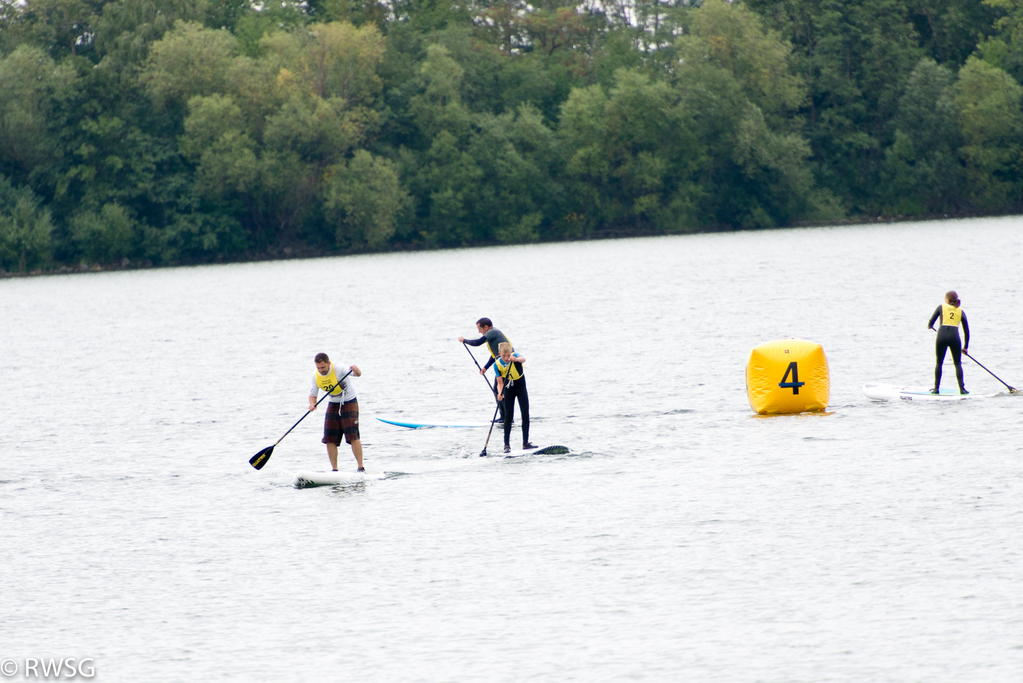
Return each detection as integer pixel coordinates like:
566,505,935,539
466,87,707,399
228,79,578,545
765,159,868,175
495,342,536,453
927,290,970,394
309,352,364,471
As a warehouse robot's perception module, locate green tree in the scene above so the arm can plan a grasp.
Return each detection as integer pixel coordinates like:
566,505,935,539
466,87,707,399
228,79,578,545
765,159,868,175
468,104,563,243
559,69,703,234
748,0,926,210
404,129,483,246
952,56,1023,209
399,43,566,247
69,201,136,263
307,0,390,30
0,45,73,180
179,94,258,198
260,20,385,104
908,0,998,67
421,27,578,123
402,44,480,245
0,0,105,59
976,0,1023,83
323,149,410,248
155,211,247,262
673,0,836,227
882,58,964,213
145,20,388,250
0,174,53,272
233,2,309,58
140,20,239,110
91,0,214,72
679,0,804,128
408,43,472,140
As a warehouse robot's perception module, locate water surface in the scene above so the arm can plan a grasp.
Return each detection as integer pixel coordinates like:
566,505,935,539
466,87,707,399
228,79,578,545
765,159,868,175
2,217,1022,681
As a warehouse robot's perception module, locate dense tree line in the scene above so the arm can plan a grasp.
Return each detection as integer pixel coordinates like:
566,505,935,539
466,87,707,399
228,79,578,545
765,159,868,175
0,0,1019,272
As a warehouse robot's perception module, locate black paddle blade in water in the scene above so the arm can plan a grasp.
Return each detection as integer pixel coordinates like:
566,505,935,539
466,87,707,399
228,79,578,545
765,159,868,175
250,445,275,470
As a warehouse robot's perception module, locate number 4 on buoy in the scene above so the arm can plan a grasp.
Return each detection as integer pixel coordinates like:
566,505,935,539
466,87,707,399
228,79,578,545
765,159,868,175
746,340,829,415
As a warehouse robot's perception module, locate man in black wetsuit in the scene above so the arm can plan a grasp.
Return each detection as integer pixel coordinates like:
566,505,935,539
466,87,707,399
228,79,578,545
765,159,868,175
458,317,511,421
927,290,970,394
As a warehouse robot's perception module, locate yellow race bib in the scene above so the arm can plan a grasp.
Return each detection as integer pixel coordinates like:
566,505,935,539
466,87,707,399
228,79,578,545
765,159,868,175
314,364,343,396
940,303,962,327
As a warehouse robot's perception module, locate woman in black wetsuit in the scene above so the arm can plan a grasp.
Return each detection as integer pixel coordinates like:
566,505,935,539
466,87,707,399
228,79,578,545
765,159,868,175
927,290,970,394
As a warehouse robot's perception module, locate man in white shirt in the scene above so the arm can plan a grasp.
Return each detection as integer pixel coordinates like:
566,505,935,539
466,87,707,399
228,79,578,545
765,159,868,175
309,352,364,471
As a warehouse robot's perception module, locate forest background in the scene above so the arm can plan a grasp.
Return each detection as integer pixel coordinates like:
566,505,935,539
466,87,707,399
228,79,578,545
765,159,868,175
2,0,1022,273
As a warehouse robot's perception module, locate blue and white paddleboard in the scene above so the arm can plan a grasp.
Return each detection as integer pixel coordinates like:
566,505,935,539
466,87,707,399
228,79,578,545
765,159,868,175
376,416,489,429
862,383,997,402
294,470,388,488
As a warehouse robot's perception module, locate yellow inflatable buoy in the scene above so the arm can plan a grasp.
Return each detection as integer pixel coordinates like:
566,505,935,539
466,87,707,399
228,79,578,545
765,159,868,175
746,339,830,415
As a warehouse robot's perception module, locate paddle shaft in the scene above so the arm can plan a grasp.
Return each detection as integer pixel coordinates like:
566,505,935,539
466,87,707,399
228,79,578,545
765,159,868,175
463,342,501,404
931,328,1017,393
479,392,504,457
963,350,1017,393
479,362,517,457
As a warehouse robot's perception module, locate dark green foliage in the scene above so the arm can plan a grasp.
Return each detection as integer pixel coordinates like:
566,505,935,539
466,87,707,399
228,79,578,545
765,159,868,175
883,58,964,213
908,0,998,67
2,0,1023,273
69,202,135,263
324,150,411,248
748,0,926,210
0,175,53,272
558,69,704,234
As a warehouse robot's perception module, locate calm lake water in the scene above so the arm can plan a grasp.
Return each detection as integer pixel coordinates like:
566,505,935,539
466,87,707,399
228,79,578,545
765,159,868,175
2,217,1022,682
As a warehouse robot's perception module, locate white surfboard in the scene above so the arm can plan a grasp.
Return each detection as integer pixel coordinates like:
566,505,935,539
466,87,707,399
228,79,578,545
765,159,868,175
862,383,997,402
294,470,388,488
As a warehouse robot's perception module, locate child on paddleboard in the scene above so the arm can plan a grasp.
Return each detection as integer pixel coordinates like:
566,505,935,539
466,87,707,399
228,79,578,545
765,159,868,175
495,342,536,454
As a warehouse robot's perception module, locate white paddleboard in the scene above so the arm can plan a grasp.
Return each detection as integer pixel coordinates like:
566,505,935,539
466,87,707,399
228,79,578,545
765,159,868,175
377,416,489,429
294,470,387,488
862,383,997,402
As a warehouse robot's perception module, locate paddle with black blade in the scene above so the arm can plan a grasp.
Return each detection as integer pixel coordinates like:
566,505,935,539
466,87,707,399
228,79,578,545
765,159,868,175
478,391,505,458
249,369,355,470
964,350,1018,393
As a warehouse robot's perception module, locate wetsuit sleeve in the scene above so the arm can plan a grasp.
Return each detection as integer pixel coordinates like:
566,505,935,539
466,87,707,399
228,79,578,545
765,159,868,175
927,306,941,329
961,312,970,348
463,336,487,348
483,357,495,371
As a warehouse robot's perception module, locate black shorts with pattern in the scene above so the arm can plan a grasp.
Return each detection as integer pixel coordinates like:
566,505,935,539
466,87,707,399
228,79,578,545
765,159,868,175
323,399,360,445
